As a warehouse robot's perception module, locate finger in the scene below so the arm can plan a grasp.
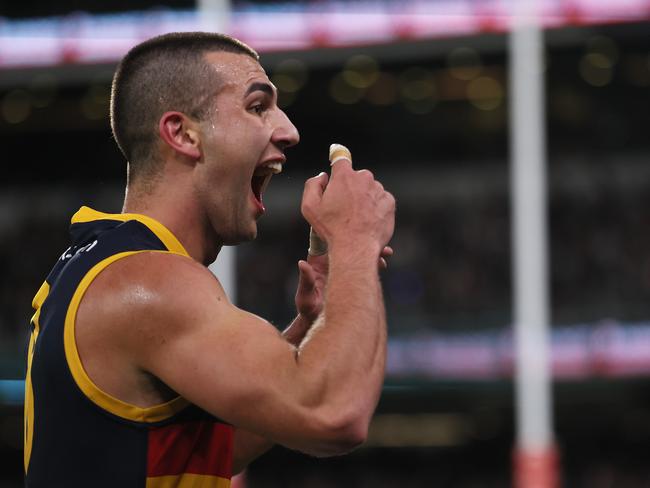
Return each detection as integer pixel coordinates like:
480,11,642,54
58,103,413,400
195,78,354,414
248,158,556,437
329,158,353,177
308,228,328,257
329,143,353,176
297,260,316,292
309,171,329,192
301,172,329,216
381,246,394,258
306,251,328,268
329,143,352,167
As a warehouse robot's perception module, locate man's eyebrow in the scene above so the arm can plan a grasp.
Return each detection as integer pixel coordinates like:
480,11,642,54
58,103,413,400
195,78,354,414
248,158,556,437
244,82,275,98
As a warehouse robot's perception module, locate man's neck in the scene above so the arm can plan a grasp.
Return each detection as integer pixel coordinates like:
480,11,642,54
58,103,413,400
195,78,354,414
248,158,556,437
122,184,221,266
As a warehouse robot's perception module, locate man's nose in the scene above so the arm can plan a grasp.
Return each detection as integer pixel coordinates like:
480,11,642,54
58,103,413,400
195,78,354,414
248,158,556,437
272,109,300,149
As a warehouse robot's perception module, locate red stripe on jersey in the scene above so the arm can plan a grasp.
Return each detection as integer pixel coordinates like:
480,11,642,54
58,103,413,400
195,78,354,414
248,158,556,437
147,421,233,478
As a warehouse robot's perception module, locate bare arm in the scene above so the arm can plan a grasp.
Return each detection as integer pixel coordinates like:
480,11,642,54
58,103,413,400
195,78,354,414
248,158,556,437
295,160,394,447
232,258,324,473
233,246,392,471
231,319,312,474
234,246,393,473
102,160,394,457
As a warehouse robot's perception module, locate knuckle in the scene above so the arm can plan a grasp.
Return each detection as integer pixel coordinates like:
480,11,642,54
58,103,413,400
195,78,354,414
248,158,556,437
357,169,374,180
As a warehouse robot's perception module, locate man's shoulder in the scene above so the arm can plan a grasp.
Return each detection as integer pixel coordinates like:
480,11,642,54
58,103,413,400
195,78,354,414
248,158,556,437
82,250,227,329
106,249,215,287
114,250,211,282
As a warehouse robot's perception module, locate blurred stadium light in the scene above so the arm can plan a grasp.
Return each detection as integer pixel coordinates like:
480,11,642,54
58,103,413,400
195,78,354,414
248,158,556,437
0,0,649,69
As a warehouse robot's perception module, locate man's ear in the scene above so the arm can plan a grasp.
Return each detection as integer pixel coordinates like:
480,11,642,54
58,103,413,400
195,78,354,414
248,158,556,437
158,111,201,160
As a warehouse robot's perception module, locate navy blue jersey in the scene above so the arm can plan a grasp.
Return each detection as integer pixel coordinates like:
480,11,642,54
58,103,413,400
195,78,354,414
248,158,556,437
25,206,233,488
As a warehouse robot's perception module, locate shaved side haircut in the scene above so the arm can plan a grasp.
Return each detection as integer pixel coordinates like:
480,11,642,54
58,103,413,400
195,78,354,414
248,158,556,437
110,32,259,184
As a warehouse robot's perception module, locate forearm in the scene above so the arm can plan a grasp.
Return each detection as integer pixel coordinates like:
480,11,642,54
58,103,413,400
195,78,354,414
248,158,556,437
297,243,387,426
325,244,387,407
265,159,394,455
231,314,316,468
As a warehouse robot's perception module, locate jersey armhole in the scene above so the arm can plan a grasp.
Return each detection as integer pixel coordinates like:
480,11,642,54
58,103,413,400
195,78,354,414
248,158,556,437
63,250,190,423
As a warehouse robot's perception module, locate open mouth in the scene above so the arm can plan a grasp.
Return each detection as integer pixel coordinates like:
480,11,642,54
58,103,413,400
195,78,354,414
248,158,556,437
251,161,283,208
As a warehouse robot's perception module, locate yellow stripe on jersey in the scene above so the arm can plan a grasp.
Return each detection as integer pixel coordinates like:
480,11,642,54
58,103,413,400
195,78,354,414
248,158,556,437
31,281,50,313
146,474,231,488
24,281,50,473
71,207,190,258
63,250,190,422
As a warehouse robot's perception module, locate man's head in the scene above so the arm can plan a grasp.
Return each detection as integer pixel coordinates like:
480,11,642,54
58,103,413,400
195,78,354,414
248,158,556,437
113,32,299,253
110,32,259,184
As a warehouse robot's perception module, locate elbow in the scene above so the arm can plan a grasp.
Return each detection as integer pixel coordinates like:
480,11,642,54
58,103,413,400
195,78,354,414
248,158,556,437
308,408,370,457
326,420,368,456
334,421,368,454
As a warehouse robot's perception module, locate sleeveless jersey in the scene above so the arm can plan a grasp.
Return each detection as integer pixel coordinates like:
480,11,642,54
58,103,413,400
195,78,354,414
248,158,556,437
24,206,234,488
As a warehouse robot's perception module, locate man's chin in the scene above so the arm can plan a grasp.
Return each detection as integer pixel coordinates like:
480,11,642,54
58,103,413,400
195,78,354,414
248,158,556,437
222,227,257,246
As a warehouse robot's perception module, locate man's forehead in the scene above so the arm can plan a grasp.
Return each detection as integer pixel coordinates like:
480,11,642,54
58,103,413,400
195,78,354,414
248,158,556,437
203,51,267,86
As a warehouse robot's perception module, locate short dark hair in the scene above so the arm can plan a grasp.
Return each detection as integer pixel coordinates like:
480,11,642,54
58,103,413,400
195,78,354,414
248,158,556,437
110,32,259,182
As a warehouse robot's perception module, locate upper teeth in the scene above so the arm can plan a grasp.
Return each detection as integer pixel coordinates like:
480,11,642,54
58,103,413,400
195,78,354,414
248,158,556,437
255,161,283,176
265,162,283,174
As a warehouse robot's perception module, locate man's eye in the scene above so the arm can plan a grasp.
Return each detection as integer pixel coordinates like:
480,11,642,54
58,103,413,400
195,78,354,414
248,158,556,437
251,104,265,115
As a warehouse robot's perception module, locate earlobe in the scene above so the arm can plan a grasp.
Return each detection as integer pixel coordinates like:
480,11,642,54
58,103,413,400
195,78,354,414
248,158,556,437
159,111,201,160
